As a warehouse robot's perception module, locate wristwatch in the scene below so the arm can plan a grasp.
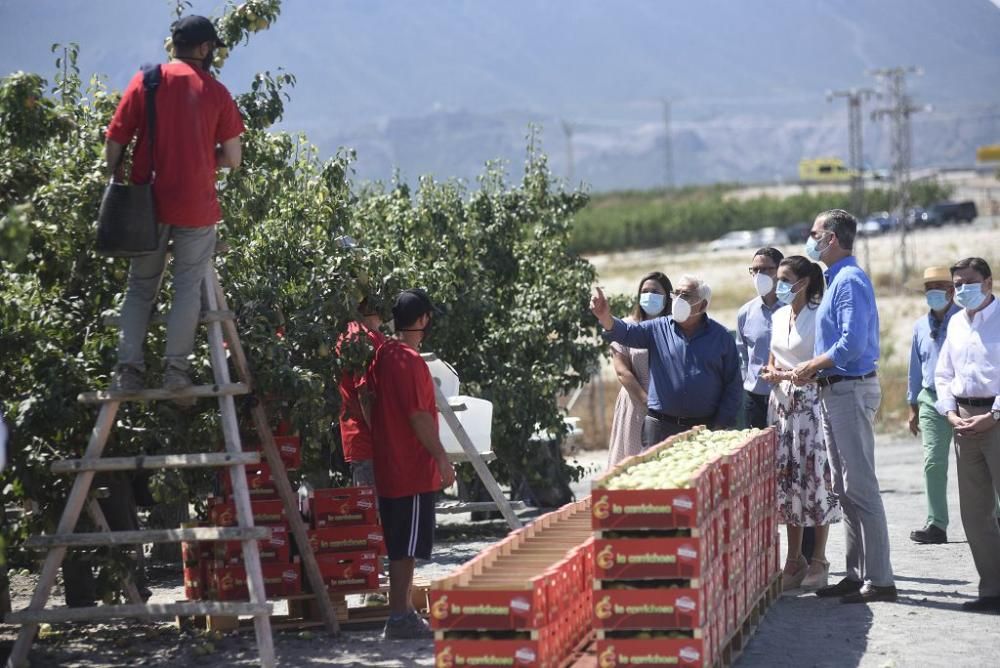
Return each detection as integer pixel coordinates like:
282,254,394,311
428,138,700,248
993,409,1000,422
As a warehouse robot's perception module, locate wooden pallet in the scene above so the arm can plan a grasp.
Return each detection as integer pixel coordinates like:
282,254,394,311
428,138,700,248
713,573,781,668
178,579,431,633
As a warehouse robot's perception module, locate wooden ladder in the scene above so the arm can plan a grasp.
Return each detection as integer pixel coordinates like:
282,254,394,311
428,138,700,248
4,265,340,668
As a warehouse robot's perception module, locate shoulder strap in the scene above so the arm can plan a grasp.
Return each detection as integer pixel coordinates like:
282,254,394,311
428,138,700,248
139,63,161,180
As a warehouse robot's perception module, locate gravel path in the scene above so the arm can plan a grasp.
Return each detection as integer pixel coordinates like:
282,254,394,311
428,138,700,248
4,438,998,667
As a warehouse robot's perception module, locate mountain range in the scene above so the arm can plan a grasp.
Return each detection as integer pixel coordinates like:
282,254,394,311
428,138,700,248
1,0,998,190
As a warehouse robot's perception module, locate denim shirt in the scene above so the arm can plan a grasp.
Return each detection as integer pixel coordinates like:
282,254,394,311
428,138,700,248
815,256,880,377
736,296,781,395
603,314,743,427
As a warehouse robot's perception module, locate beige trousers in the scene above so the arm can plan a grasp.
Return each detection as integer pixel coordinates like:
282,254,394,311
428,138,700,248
955,404,1000,598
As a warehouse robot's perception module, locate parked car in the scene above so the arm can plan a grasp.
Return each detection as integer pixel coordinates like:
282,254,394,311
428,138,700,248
858,218,883,237
784,222,812,243
926,201,978,226
709,230,760,251
906,207,929,229
756,226,790,246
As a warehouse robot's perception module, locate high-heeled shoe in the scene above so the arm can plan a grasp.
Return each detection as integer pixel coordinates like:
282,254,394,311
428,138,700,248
801,558,830,591
781,555,809,592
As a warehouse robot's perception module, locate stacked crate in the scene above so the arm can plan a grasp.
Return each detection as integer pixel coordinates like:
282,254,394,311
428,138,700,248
182,433,304,603
298,485,385,594
431,499,594,668
589,427,780,668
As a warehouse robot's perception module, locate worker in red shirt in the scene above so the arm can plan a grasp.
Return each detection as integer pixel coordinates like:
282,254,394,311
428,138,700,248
105,15,244,398
369,288,457,639
336,297,385,487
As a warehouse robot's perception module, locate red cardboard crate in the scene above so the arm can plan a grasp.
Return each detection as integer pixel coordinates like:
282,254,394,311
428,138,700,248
591,487,710,531
594,537,710,581
305,487,378,528
595,637,711,668
183,565,202,601
429,588,548,630
314,550,380,593
209,498,287,527
219,461,278,501
435,638,550,668
245,434,302,471
214,523,290,564
212,560,302,600
593,587,711,630
307,525,386,555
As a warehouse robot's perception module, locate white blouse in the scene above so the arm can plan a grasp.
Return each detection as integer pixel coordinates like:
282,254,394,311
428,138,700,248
770,304,818,370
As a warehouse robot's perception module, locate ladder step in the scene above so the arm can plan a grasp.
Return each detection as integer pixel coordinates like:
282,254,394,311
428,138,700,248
52,451,261,474
435,500,527,514
77,382,249,404
6,601,271,625
102,310,235,327
26,526,271,549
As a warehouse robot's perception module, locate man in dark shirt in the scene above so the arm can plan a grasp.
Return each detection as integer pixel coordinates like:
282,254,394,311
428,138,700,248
591,274,743,449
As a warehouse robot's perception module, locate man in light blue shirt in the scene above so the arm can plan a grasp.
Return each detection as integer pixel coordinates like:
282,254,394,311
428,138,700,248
793,209,896,604
736,247,784,428
591,275,743,449
906,266,960,545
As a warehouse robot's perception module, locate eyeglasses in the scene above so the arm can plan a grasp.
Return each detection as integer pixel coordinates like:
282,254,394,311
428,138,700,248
671,290,698,301
748,266,777,276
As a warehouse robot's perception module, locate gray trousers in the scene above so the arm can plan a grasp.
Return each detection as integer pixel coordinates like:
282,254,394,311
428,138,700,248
641,415,691,450
954,405,1000,598
117,224,217,373
820,376,894,586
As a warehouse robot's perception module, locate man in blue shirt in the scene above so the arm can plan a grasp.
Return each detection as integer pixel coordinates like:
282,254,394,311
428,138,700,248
736,247,784,428
591,275,743,449
792,209,896,604
906,266,960,545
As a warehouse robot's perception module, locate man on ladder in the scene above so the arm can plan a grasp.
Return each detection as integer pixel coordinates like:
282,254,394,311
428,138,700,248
106,15,244,396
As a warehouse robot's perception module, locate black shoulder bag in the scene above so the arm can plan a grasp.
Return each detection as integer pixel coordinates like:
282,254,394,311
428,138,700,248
96,63,162,257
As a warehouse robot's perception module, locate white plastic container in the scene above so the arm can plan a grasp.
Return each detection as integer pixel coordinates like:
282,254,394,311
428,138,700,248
424,353,460,399
439,395,493,456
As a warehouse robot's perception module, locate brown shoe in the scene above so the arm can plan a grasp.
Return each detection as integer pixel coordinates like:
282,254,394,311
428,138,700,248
841,583,897,604
815,577,862,598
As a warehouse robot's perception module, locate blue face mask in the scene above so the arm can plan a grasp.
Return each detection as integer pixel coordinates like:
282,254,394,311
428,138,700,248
805,233,830,262
925,289,950,312
639,292,666,316
954,283,986,311
775,280,800,305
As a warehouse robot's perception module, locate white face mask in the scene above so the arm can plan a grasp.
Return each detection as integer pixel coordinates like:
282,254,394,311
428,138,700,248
672,297,701,323
752,272,774,297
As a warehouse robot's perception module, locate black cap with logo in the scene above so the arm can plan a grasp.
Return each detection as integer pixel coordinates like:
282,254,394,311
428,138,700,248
172,15,226,48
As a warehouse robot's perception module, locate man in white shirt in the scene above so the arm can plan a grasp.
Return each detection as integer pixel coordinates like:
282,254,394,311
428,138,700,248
934,256,1000,613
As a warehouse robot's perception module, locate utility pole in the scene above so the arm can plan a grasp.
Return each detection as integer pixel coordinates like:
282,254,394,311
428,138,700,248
661,99,675,190
827,87,876,271
870,66,926,285
561,119,575,184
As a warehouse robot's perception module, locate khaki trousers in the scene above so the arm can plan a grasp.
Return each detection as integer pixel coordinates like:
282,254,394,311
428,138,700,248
954,405,1000,598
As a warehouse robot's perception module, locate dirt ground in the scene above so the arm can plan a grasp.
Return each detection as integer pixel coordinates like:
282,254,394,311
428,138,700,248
5,438,1000,667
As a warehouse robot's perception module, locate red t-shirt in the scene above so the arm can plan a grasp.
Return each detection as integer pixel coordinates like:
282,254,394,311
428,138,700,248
369,339,442,498
106,61,245,228
336,321,385,462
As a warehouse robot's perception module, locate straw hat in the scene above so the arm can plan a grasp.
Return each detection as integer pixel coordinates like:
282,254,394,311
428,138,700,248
906,266,952,291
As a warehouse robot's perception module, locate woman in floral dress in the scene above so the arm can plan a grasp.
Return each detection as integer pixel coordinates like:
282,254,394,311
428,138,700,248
606,272,672,468
761,256,841,591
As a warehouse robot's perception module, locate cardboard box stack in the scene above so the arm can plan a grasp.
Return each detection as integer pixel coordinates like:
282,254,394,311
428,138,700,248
431,499,594,668
299,485,385,593
589,427,779,668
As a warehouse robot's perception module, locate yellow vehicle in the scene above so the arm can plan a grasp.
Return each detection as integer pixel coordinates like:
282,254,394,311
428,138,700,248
798,157,855,183
976,144,1000,162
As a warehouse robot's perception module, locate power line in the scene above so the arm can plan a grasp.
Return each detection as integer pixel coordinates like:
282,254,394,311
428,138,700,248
870,66,929,285
827,87,876,271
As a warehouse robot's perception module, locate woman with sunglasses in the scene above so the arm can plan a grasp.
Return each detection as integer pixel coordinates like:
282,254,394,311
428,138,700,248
606,272,673,468
761,255,842,591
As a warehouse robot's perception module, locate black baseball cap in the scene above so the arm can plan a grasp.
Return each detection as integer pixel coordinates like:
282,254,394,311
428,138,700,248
172,15,226,48
392,288,444,327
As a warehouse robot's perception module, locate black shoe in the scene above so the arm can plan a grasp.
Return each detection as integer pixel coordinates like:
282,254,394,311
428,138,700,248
961,596,1000,613
841,584,898,604
815,577,862,598
910,524,947,544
